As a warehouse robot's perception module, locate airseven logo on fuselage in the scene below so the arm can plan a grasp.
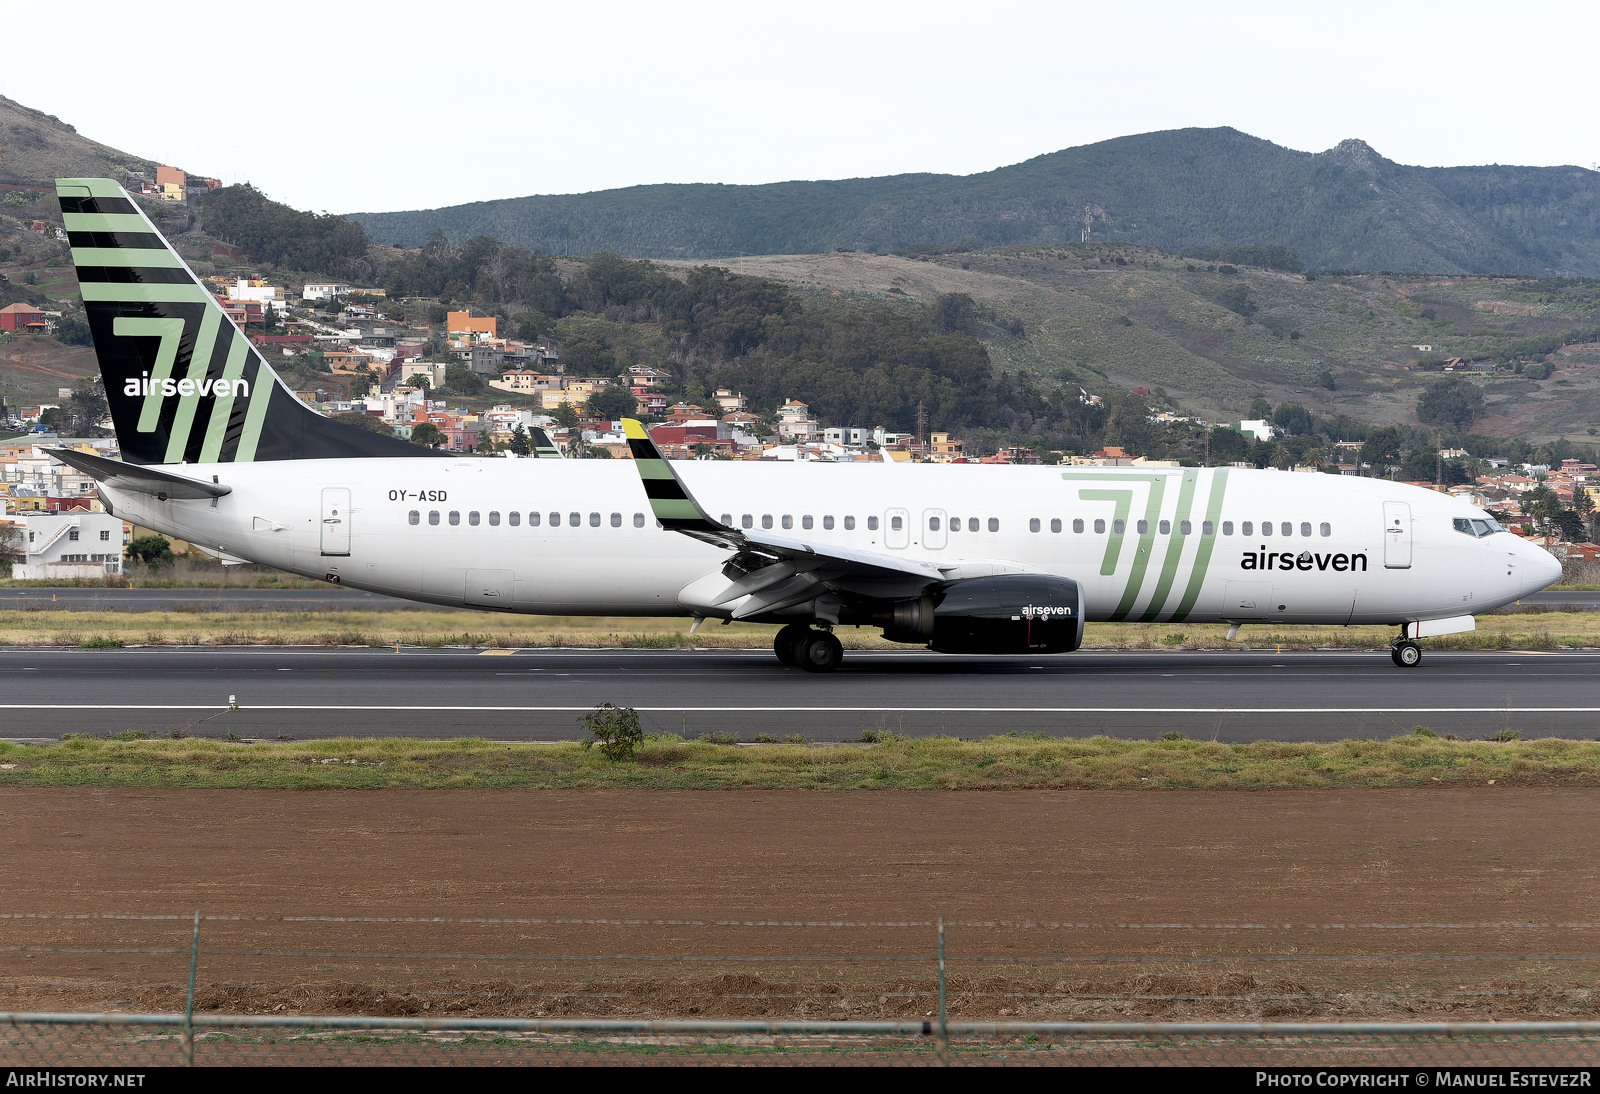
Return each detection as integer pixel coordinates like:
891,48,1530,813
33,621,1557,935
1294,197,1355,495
124,374,250,398
1021,604,1074,617
1242,548,1368,573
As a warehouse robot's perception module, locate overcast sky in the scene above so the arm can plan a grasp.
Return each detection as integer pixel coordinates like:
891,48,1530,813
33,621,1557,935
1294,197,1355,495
7,0,1595,214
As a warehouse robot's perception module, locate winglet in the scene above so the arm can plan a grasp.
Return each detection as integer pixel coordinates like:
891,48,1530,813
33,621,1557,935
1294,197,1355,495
622,418,740,547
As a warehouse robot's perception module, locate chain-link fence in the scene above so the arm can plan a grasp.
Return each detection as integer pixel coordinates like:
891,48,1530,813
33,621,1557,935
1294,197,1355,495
5,1014,1600,1066
7,909,1600,1066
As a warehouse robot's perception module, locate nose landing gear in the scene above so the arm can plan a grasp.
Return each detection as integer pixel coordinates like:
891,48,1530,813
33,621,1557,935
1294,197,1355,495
1391,639,1422,668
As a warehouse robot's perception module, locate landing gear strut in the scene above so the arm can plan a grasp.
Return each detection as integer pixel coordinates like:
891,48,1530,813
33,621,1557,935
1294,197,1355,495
775,624,844,673
1391,640,1422,668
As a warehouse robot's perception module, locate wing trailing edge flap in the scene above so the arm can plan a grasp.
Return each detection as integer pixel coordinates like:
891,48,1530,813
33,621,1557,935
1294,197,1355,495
46,447,230,500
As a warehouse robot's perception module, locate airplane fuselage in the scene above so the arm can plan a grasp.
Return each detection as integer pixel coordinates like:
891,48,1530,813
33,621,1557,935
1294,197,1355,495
101,458,1560,629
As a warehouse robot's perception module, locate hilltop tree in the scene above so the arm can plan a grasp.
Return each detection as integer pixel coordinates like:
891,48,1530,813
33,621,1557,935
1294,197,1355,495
1416,376,1485,431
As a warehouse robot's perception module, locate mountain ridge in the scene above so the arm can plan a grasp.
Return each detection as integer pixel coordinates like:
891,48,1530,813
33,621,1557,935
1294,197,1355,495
349,127,1600,276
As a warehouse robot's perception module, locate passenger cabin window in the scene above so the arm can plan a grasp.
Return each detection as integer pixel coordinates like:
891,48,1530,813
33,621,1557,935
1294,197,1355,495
488,511,500,526
509,512,521,526
589,512,601,527
408,510,419,525
468,511,480,526
1180,520,1191,535
1159,520,1170,535
1202,521,1214,535
1052,518,1063,533
1111,519,1122,534
1320,522,1331,537
1260,521,1271,537
449,511,460,526
570,512,581,527
890,515,903,531
529,512,541,527
634,513,646,527
762,515,773,529
843,516,855,530
1073,519,1084,533
949,517,961,532
868,516,879,531
721,514,733,526
1281,522,1292,537
428,511,440,525
987,518,999,532
1300,522,1312,537
741,514,753,529
1222,521,1234,535
1029,518,1040,532
823,516,835,530
1137,520,1149,535
802,515,814,530
968,517,979,532
929,516,941,531
782,515,793,529
611,512,622,527
549,512,560,527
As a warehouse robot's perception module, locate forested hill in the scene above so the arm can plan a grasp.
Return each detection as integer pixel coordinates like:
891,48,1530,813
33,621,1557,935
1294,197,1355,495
349,128,1600,276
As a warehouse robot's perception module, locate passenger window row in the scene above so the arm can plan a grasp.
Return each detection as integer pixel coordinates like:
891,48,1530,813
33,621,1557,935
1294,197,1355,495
409,510,648,528
722,513,867,531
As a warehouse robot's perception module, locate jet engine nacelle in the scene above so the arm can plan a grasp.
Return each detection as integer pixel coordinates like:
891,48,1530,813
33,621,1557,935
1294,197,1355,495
882,574,1086,653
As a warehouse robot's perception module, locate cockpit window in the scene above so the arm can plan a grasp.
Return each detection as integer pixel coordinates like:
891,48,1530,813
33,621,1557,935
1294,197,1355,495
1455,517,1502,538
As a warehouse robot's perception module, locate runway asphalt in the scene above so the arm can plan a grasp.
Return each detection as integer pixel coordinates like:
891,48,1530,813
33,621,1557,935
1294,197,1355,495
1,646,1595,744
1,586,1596,612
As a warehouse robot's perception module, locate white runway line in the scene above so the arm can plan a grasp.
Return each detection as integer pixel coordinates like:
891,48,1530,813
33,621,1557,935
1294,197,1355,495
2,705,1600,714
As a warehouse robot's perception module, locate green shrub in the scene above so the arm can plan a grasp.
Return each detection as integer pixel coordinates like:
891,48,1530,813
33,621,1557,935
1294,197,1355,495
699,731,739,746
1489,729,1523,742
578,702,643,761
79,637,122,649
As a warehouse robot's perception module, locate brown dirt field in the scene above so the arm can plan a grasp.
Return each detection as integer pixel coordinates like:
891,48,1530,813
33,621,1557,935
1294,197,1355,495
2,787,1598,1022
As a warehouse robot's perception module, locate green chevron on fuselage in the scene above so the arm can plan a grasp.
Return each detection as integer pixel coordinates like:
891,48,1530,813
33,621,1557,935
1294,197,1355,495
1062,467,1232,623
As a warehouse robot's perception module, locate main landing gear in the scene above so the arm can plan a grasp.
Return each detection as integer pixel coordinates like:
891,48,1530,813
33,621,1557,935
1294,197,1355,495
774,624,844,673
1391,639,1422,668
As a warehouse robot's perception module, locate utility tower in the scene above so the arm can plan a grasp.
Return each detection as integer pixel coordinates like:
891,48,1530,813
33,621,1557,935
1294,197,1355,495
1081,205,1093,244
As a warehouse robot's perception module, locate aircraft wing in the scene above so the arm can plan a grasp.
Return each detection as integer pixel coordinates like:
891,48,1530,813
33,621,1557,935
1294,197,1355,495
46,447,231,500
621,419,948,617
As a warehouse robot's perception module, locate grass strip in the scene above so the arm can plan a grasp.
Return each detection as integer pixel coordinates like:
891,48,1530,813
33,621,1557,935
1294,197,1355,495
1,732,1596,790
2,611,1599,651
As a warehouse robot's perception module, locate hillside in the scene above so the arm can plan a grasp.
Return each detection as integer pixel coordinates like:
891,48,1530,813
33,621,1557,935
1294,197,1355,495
681,244,1600,445
0,95,153,189
349,128,1600,276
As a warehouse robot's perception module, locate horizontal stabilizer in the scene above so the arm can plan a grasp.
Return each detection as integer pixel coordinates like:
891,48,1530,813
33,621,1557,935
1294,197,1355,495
46,447,230,500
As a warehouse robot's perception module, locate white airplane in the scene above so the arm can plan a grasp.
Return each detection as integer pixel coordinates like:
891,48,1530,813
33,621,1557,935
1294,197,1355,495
49,177,1562,672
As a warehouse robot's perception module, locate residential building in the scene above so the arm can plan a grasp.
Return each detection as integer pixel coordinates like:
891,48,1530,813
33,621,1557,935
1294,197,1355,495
303,283,352,302
447,311,497,339
227,279,285,310
0,303,46,332
1238,419,1275,442
712,388,747,412
9,511,124,579
468,345,505,375
776,400,818,441
929,432,964,462
489,370,561,395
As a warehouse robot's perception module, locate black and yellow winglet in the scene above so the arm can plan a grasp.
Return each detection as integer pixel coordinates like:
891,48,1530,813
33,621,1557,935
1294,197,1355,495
622,419,741,548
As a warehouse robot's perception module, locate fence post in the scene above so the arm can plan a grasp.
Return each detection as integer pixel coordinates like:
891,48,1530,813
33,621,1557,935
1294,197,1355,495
181,910,200,1067
936,916,948,1066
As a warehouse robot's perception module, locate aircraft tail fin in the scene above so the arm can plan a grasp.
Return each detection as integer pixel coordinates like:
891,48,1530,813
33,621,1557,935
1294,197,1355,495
56,177,437,465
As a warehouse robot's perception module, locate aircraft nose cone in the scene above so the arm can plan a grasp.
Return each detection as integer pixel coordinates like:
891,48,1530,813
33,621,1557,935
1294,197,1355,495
1524,542,1563,592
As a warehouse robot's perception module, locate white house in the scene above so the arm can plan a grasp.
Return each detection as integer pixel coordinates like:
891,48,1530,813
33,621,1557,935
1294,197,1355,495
303,283,352,302
9,512,124,579
1238,419,1276,442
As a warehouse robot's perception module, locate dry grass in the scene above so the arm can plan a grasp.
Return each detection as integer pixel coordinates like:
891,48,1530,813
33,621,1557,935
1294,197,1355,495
3,732,1598,790
1,609,1596,651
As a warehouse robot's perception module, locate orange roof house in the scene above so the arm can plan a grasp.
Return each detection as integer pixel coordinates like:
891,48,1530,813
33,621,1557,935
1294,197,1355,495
0,303,46,332
446,311,497,337
156,165,187,188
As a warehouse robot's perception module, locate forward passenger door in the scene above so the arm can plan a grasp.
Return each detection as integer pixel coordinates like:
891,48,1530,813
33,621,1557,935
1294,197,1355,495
1383,501,1411,569
923,509,947,550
